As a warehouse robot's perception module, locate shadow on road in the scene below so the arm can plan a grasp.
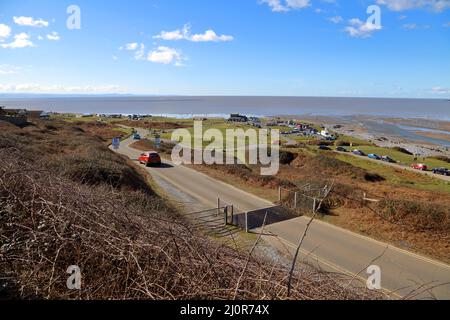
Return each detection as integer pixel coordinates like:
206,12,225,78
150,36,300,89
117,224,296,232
233,206,297,230
157,163,174,169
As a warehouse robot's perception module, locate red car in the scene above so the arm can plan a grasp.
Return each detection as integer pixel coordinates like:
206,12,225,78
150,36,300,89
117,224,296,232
139,151,162,167
411,163,428,171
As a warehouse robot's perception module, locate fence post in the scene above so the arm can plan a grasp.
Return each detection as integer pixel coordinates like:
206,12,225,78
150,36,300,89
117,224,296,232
217,197,220,216
245,212,248,233
224,206,228,226
231,205,234,226
313,197,317,213
278,187,282,202
294,192,298,209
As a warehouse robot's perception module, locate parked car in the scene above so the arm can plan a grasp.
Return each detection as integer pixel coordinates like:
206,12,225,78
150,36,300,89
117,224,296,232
411,163,428,171
352,149,366,156
133,133,141,140
138,151,162,167
318,145,331,151
381,156,396,163
368,154,381,160
432,167,450,176
336,146,348,152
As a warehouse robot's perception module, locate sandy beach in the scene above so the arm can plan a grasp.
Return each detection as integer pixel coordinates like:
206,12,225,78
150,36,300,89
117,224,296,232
306,115,450,158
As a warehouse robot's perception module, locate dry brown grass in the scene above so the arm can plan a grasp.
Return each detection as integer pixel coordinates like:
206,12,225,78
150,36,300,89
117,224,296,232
0,120,378,300
117,120,188,130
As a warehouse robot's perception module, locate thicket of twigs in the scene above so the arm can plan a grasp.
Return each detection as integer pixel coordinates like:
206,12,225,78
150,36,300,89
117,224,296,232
0,121,377,300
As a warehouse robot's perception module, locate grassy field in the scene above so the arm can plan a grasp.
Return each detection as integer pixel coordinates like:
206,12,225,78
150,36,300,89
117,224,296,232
56,114,450,191
161,119,274,150
335,153,450,193
342,145,449,168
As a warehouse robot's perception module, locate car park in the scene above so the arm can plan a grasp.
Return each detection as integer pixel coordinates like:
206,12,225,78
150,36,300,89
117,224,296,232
352,149,365,156
368,154,381,160
432,167,450,176
381,156,396,163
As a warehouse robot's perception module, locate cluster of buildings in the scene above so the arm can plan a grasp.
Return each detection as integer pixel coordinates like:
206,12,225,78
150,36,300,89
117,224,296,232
228,114,262,128
0,107,51,126
266,118,337,140
95,114,153,120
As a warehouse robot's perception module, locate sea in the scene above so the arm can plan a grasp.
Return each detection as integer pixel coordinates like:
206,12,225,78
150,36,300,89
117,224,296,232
1,95,450,146
0,96,449,120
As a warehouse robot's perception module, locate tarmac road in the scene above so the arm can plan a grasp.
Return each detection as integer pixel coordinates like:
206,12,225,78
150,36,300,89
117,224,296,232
112,130,450,299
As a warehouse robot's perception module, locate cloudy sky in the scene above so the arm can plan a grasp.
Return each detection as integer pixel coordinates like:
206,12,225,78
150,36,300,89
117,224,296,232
0,0,449,97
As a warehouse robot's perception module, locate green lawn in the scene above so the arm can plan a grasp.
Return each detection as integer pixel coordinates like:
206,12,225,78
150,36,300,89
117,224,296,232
164,120,274,148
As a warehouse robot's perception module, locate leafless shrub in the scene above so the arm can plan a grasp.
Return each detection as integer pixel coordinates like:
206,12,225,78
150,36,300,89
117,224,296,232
0,121,379,300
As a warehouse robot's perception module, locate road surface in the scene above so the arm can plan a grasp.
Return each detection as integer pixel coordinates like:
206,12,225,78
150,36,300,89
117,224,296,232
112,130,450,299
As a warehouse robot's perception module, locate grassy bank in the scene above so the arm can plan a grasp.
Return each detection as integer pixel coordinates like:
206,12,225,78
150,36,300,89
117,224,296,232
0,119,376,300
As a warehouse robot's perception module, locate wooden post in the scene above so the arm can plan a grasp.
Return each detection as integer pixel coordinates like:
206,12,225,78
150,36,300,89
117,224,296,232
294,192,298,209
217,197,220,216
245,212,248,233
231,205,234,226
224,206,228,226
278,187,282,202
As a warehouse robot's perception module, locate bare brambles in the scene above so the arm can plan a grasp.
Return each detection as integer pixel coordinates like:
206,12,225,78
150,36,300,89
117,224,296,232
0,121,378,300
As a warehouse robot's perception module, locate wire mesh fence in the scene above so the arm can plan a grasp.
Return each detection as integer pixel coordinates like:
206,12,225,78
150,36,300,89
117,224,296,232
278,184,333,215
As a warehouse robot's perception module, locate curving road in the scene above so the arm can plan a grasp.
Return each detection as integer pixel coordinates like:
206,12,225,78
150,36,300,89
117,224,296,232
112,129,450,300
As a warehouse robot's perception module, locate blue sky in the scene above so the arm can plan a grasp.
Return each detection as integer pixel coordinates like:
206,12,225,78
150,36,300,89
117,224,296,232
0,0,449,97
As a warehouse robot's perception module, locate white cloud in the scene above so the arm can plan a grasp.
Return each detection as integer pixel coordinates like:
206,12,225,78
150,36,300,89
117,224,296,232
286,0,311,9
344,18,382,38
190,30,234,42
403,23,418,29
329,15,343,23
154,25,189,41
121,42,146,60
46,31,60,41
1,33,34,49
154,24,233,42
134,44,146,60
124,42,139,50
147,46,184,65
0,84,127,94
376,0,450,12
13,16,49,28
121,43,185,65
402,23,430,29
261,0,311,12
0,24,12,40
431,86,450,94
0,65,21,75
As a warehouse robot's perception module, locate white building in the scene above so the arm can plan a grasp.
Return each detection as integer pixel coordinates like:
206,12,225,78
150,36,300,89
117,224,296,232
320,129,331,138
